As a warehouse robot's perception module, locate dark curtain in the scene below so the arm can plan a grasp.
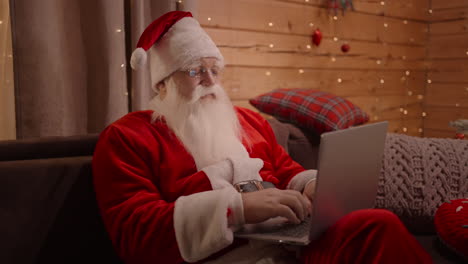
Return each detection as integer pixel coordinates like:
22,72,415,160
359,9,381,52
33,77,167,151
9,0,197,138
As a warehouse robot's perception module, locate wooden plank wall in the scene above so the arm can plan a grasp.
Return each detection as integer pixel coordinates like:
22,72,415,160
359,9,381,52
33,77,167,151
196,0,431,136
426,0,468,138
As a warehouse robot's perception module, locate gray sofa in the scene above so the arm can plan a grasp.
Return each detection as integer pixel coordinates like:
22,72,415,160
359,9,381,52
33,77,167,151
0,118,466,263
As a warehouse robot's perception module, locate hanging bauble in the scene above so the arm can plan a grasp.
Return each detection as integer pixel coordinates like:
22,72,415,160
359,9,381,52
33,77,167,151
341,43,350,53
455,133,465,139
312,29,322,46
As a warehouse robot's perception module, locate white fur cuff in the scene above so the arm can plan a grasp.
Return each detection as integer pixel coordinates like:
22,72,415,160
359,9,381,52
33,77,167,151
202,159,234,190
174,187,243,262
229,157,264,185
287,170,317,192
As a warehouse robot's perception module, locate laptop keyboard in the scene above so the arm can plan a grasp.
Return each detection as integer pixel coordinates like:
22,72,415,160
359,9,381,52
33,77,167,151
254,216,311,238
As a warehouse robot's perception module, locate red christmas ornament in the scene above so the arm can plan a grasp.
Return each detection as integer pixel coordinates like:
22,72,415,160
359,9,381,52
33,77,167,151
455,133,465,139
312,29,322,46
341,43,350,53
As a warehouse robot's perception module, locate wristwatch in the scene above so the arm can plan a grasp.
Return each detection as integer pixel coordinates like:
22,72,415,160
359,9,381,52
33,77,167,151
234,180,276,193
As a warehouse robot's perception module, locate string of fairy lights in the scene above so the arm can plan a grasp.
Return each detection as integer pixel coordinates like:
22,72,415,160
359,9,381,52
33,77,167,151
180,0,467,137
185,0,468,135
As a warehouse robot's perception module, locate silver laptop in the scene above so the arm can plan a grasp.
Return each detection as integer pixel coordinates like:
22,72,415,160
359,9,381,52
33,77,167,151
234,121,388,245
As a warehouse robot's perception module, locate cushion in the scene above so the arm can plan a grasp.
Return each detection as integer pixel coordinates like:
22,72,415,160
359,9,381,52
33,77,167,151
434,198,468,259
376,133,468,234
249,88,369,134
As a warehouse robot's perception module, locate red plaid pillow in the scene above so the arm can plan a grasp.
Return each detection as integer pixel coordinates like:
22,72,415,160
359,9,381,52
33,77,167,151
249,88,369,134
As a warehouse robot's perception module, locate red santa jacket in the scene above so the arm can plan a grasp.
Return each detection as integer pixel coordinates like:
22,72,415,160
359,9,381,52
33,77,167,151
92,107,315,264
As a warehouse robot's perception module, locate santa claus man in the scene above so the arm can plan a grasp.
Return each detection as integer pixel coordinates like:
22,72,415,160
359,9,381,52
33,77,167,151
92,11,432,264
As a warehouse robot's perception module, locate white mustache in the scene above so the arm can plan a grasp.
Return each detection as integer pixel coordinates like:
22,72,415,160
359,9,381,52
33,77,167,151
189,85,218,104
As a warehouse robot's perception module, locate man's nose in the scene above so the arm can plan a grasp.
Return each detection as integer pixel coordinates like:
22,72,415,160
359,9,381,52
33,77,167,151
200,70,216,86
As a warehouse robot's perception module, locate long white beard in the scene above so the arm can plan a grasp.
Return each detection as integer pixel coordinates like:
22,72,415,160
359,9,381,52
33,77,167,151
149,78,249,169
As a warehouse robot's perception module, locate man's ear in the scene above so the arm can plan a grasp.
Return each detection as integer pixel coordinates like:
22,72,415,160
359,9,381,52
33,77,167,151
156,81,167,99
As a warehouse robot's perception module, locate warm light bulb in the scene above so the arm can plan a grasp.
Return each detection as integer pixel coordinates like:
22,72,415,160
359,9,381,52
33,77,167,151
268,22,274,27
403,110,408,115
299,69,304,74
374,116,379,121
265,71,271,76
427,79,432,84
207,17,212,21
405,70,410,76
376,60,382,65
0,21,3,25
402,127,407,132
417,95,424,100
384,23,388,28
115,29,122,33
428,9,433,14
125,92,129,96
455,103,460,107
120,64,125,68
380,79,385,84
422,112,427,117
309,23,314,27
402,55,407,60
418,128,423,133
408,91,413,96
333,16,338,20
380,1,385,5
333,37,338,41
269,43,274,48
403,20,408,24
337,78,342,83
331,57,336,62
399,108,404,112
306,44,311,49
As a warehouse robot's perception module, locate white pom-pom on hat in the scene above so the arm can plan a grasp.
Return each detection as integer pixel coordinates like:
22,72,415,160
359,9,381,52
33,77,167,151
130,47,147,70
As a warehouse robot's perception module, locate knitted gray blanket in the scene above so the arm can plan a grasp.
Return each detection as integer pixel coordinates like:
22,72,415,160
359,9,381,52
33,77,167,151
375,133,468,234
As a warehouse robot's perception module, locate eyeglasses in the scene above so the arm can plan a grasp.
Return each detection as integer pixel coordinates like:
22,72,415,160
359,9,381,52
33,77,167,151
182,66,222,78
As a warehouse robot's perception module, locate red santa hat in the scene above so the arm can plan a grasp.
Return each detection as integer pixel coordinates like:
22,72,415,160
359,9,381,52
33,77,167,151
130,11,224,87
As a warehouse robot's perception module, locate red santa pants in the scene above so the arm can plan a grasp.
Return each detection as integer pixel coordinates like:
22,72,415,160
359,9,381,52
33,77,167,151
300,209,432,264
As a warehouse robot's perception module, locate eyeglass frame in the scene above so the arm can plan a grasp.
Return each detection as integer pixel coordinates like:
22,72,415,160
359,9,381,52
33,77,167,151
180,65,223,79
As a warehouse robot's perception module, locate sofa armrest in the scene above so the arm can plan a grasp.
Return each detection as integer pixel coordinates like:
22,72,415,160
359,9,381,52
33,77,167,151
267,118,320,170
0,156,121,263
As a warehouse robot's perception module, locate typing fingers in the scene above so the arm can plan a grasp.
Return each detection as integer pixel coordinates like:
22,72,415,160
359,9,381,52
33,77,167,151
277,190,308,222
275,204,300,224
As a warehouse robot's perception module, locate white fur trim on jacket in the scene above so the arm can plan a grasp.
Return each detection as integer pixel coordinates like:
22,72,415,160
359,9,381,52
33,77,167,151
287,169,317,192
174,187,243,263
201,157,264,189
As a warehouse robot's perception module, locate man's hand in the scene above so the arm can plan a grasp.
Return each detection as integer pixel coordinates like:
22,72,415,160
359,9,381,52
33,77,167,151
302,179,316,203
242,188,312,225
